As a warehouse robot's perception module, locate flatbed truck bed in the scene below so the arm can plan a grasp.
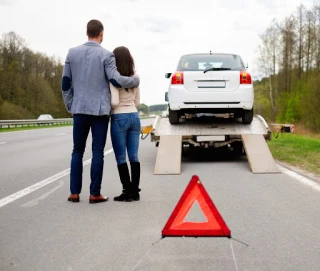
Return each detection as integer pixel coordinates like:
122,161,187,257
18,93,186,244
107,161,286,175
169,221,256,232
141,115,280,175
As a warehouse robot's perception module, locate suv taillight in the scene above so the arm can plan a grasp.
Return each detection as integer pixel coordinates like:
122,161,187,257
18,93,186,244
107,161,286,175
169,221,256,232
240,71,252,84
171,72,184,85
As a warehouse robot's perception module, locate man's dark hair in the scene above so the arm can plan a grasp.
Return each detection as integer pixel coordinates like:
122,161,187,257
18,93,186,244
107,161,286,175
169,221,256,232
113,46,135,77
87,20,104,38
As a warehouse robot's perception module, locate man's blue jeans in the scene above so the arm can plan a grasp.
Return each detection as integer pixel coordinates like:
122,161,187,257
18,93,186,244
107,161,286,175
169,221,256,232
70,114,109,196
110,112,140,165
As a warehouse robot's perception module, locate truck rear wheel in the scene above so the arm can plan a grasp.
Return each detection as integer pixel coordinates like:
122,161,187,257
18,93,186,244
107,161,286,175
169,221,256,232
242,108,253,124
232,141,245,156
169,109,180,124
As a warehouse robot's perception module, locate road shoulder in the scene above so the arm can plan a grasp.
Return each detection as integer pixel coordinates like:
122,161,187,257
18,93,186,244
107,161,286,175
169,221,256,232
276,159,320,184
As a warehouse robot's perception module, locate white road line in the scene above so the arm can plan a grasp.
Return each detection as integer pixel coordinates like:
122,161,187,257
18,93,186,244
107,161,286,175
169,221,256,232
0,129,55,135
0,142,7,145
55,133,66,136
22,180,64,208
0,149,114,208
278,164,320,192
229,239,239,271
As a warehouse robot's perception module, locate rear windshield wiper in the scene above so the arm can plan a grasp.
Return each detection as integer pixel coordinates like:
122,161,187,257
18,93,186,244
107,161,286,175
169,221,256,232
203,67,231,73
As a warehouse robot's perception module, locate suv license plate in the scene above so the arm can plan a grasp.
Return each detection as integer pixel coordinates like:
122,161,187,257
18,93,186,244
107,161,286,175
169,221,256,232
197,81,226,88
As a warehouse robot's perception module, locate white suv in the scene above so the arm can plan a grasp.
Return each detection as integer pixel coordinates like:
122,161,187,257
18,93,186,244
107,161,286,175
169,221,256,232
165,53,254,124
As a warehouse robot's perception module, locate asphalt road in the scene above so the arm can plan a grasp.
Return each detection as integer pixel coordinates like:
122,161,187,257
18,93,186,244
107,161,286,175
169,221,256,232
0,120,319,271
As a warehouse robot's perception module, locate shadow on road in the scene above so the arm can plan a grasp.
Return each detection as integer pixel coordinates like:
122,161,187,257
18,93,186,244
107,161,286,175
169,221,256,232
182,146,247,163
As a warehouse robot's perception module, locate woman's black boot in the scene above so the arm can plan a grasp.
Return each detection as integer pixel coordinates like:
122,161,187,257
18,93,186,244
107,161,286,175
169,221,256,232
130,162,141,201
114,163,133,202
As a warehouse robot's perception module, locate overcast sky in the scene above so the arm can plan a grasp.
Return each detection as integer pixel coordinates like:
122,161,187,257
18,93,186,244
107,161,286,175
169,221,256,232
0,0,314,105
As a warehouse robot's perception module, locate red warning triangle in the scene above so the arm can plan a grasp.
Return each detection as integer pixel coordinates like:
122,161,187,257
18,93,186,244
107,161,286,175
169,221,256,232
162,175,231,237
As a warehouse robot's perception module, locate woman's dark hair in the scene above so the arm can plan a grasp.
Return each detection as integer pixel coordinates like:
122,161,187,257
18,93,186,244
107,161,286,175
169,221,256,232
113,46,135,77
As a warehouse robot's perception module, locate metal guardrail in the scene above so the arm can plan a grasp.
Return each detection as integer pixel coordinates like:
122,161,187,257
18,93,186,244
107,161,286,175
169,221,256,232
0,118,73,129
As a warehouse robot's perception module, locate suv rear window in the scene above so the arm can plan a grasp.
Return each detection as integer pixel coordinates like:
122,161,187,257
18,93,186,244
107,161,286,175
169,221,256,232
177,54,245,71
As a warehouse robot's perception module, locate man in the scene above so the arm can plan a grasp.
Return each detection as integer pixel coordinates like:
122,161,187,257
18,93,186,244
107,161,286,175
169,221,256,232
62,19,140,204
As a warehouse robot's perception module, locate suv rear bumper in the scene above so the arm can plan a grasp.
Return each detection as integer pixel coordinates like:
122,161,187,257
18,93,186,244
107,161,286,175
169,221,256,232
169,102,253,112
168,84,254,111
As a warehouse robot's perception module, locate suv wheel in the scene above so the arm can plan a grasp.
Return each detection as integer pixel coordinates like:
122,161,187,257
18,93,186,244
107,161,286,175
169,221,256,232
169,109,180,124
242,108,254,124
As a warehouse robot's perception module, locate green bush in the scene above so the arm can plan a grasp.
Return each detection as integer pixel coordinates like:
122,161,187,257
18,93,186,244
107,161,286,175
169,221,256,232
0,101,34,119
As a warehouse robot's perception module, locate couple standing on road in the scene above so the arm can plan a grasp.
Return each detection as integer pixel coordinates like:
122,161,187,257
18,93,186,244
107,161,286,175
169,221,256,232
61,19,141,204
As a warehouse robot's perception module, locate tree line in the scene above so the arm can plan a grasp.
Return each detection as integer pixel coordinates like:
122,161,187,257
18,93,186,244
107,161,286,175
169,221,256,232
255,2,320,132
0,32,68,119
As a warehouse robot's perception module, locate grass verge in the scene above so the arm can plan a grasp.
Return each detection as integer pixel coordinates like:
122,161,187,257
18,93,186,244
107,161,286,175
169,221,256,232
0,123,73,133
268,133,320,175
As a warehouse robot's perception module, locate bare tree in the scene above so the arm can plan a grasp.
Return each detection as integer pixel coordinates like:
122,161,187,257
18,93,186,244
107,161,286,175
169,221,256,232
305,10,316,80
313,1,320,70
258,19,279,111
295,4,306,79
278,16,296,93
0,32,26,63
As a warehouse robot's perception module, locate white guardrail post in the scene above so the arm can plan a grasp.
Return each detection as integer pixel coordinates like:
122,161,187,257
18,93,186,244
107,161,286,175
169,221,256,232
0,118,73,129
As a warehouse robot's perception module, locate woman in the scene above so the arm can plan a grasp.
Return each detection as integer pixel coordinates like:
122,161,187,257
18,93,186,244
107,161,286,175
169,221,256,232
110,46,141,202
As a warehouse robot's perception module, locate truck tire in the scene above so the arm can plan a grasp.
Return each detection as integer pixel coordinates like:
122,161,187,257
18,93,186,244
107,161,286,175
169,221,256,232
182,143,193,157
242,108,253,124
169,109,180,124
232,141,245,156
